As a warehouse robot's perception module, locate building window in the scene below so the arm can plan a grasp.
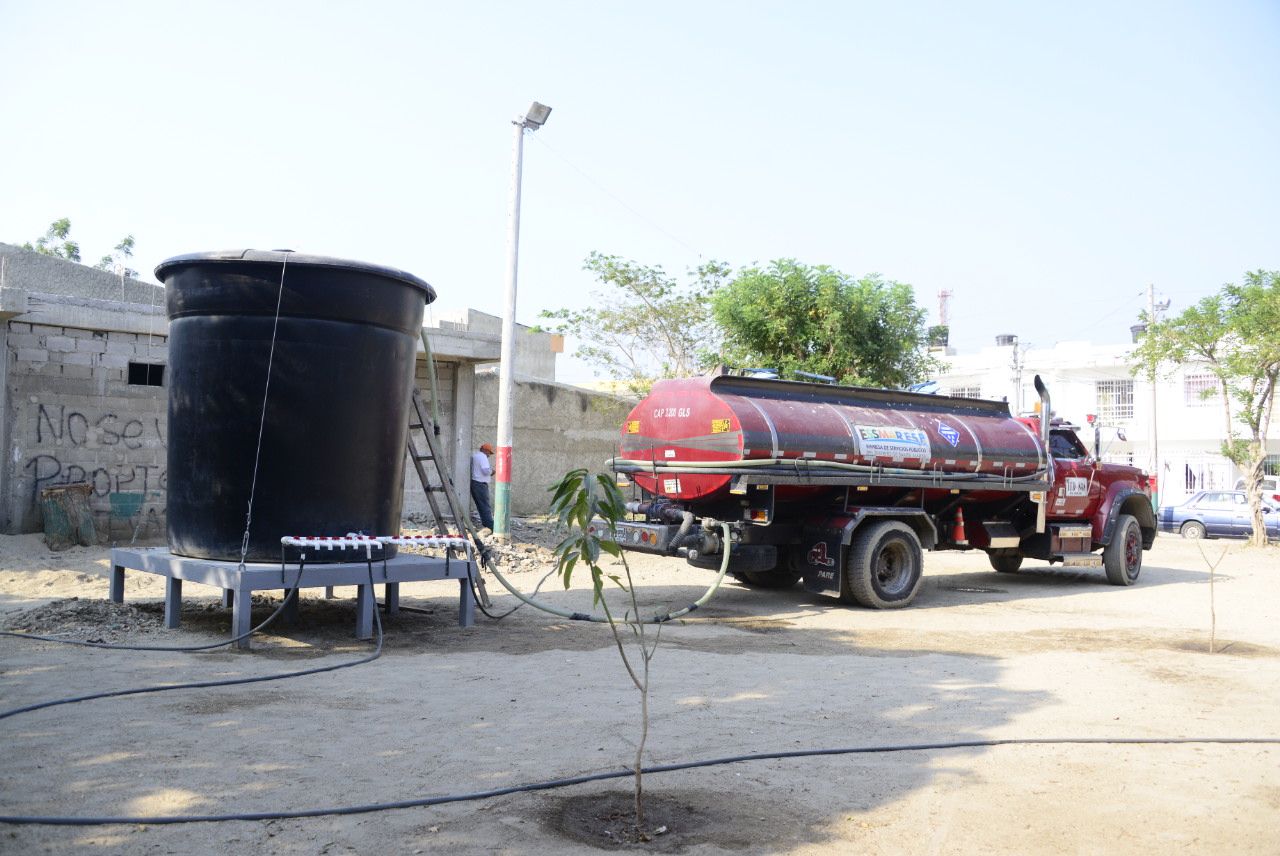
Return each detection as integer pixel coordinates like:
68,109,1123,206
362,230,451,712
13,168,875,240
951,385,982,399
128,362,165,386
1183,371,1219,406
1095,379,1133,425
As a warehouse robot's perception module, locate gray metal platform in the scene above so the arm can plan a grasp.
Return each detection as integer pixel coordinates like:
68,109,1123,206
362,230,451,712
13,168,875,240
108,547,476,649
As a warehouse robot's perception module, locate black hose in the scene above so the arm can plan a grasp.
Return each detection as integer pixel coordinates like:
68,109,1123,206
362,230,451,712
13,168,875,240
0,735,1274,826
0,562,385,723
0,557,308,653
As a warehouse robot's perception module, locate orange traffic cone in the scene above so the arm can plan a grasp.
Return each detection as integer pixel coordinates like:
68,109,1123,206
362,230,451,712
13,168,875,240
953,506,968,545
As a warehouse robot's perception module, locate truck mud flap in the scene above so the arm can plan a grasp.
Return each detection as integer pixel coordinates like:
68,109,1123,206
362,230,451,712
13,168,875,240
799,528,843,596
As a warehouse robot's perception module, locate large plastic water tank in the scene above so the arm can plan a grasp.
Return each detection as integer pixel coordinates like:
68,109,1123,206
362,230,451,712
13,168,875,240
156,249,435,562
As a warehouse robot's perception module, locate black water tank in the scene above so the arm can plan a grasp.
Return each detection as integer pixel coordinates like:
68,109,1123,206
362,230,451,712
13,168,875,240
156,250,435,562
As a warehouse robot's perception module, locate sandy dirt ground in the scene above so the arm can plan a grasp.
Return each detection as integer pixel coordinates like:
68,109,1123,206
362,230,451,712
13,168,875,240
1,525,1278,855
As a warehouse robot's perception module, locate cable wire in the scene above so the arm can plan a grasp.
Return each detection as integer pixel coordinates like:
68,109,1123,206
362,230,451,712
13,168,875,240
1,735,1274,826
0,561,384,723
0,560,306,653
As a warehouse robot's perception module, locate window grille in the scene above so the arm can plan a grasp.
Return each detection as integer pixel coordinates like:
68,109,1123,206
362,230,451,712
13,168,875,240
1183,371,1219,407
1095,379,1133,424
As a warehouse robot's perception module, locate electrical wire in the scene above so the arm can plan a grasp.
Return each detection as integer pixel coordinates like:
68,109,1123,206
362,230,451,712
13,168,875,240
1,735,1274,826
0,561,384,723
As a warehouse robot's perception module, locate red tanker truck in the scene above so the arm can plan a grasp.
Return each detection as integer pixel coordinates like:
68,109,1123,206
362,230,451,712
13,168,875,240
604,372,1156,608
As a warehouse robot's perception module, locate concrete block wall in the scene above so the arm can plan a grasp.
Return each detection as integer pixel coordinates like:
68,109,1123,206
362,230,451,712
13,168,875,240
4,320,167,539
473,373,634,517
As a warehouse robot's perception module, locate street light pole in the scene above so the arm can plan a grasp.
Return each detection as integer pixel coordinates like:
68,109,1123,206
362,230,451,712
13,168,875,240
494,102,551,539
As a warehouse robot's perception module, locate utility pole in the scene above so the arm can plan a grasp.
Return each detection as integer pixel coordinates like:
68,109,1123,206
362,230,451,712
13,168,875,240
494,102,552,539
1146,283,1171,507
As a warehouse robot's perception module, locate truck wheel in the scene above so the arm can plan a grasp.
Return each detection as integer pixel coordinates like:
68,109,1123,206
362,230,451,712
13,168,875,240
1104,513,1143,586
988,551,1023,573
841,520,923,609
1179,521,1205,540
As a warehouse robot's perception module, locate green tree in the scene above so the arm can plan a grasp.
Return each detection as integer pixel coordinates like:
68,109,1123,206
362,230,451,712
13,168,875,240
548,469,661,837
539,252,730,395
22,218,138,278
1132,270,1280,546
95,234,138,279
711,259,940,386
22,218,81,262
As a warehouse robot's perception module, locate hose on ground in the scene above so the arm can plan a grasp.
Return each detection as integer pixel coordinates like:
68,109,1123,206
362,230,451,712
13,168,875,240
0,555,309,653
0,561,385,723
476,521,733,624
1,735,1275,826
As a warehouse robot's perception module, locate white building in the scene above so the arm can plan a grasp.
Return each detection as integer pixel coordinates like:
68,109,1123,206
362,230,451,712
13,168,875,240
932,335,1279,507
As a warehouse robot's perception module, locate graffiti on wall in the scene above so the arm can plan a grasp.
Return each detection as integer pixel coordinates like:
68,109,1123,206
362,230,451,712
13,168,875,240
20,403,167,534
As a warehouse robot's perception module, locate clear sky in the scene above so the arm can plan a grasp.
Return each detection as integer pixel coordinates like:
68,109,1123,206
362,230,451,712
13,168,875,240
2,1,1276,382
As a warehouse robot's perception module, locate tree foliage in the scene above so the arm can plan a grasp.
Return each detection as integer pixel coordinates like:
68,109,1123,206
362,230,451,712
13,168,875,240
711,259,940,387
22,218,138,278
1132,270,1280,546
95,234,138,278
538,252,730,395
22,218,81,262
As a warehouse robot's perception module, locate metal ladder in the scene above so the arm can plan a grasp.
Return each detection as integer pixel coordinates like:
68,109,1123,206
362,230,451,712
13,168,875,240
406,386,492,606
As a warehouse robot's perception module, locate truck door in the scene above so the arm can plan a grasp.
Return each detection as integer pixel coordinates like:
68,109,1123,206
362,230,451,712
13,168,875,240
1048,429,1097,519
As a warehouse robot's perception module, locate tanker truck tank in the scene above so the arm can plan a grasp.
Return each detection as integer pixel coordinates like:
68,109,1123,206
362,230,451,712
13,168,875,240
614,374,1048,507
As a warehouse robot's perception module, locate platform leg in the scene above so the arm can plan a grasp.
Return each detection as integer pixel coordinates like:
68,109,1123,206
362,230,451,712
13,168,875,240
222,588,234,609
109,566,125,603
355,584,374,639
458,575,475,628
324,586,335,599
164,577,183,629
282,588,300,625
233,585,253,650
384,583,400,616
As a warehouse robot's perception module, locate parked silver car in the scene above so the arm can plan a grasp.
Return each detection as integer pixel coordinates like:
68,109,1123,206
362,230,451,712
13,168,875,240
1159,490,1280,540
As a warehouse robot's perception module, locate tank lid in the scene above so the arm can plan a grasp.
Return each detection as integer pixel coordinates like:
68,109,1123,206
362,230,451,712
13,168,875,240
155,249,436,302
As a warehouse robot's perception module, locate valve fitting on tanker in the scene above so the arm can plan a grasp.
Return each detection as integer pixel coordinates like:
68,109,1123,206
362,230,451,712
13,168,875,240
682,518,723,561
625,499,687,525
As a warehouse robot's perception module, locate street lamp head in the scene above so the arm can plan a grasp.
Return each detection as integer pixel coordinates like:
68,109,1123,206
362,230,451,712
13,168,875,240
523,101,552,130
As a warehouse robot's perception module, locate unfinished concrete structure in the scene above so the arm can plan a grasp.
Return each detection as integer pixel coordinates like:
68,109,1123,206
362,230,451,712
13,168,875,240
1,244,629,537
1,243,169,539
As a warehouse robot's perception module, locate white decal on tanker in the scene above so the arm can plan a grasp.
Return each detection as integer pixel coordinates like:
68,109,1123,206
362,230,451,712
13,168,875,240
855,425,932,461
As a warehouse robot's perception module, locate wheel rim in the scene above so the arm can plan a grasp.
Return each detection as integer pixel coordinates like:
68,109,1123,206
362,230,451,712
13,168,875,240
875,540,915,597
1183,523,1203,539
1124,525,1141,576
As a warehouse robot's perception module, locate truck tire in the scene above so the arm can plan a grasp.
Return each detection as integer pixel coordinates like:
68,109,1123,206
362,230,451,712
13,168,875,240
988,550,1023,573
1179,520,1205,540
1104,513,1143,586
841,520,923,609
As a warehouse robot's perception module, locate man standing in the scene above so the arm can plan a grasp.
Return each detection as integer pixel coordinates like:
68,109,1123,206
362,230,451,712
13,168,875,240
470,442,495,533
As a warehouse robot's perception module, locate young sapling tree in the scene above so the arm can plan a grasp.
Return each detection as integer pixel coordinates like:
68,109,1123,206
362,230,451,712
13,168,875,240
548,468,661,835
